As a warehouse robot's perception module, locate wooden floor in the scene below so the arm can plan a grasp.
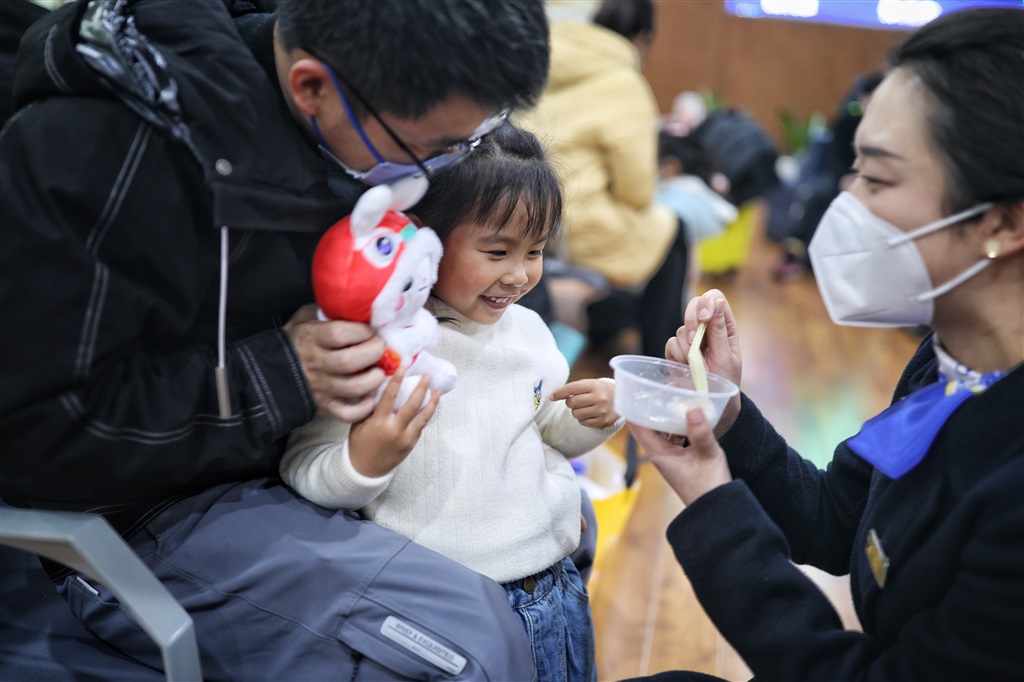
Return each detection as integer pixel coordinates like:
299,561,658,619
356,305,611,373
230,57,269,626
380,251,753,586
571,227,921,681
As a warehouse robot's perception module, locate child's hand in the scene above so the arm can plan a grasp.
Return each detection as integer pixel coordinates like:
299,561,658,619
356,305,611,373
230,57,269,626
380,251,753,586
549,379,619,430
348,370,440,478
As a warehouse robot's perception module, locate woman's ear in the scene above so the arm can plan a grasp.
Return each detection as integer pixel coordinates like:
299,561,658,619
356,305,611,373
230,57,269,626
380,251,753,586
983,201,1024,260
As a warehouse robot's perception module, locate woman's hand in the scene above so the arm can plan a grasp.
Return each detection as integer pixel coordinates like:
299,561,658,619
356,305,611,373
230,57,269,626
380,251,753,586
630,408,732,506
666,289,742,435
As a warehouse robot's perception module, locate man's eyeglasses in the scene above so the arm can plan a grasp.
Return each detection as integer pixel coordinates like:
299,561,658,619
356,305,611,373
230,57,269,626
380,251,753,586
307,51,510,185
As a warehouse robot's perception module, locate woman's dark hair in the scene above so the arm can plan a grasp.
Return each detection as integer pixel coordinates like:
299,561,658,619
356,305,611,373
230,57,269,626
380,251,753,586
411,123,562,246
889,7,1024,212
593,0,655,40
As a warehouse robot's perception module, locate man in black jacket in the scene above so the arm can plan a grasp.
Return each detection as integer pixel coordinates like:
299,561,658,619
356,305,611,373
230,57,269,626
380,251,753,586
0,0,549,678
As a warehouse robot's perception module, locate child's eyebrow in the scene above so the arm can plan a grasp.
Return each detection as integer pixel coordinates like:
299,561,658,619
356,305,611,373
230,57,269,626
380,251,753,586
475,234,513,245
476,232,549,245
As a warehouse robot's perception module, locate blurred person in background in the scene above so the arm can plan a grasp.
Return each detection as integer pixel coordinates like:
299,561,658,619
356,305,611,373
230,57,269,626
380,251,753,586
773,72,884,282
519,0,688,358
656,128,738,300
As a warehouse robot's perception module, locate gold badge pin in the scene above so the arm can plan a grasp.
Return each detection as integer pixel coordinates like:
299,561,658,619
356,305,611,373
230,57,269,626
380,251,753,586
865,528,890,589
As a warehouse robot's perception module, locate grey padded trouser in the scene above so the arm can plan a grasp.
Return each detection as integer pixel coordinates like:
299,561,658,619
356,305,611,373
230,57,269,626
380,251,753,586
60,478,536,681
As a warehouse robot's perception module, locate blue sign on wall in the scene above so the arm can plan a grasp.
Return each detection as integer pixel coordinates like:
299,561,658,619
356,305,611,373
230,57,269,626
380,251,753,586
724,0,1020,30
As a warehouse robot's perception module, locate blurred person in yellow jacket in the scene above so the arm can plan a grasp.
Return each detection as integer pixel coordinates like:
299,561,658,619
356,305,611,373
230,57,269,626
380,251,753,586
520,0,686,357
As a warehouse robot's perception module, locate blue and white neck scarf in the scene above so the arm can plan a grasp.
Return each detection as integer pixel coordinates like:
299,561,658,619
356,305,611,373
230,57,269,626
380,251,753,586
847,339,1006,479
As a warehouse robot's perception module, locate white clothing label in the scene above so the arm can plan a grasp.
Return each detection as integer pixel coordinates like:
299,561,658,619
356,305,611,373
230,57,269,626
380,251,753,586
380,615,467,675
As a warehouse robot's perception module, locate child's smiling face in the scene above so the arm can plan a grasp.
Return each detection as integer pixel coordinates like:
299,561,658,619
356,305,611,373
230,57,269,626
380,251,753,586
432,203,547,325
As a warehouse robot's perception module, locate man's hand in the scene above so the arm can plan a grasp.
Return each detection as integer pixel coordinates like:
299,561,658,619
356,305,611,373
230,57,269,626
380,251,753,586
550,379,620,430
348,371,440,478
285,304,387,423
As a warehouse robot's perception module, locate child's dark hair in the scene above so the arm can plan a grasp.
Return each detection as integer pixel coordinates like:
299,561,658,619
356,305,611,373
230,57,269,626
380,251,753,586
593,0,655,41
411,123,563,245
658,131,714,184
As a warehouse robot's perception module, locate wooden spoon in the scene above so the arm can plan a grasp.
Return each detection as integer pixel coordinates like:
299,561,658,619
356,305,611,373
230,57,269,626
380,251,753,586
687,321,709,394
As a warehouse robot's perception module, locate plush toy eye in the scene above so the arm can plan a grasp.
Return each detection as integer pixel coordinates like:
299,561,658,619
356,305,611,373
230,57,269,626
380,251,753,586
362,229,400,268
402,280,412,293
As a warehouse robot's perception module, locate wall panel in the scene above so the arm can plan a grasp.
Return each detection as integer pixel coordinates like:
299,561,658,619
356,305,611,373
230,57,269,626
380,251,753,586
644,1,906,144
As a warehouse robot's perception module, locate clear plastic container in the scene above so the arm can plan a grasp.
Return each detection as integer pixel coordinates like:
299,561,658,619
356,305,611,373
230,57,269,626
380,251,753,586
609,355,739,436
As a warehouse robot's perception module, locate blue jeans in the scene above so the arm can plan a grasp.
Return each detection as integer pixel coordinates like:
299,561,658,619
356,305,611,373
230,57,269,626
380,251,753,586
503,557,596,682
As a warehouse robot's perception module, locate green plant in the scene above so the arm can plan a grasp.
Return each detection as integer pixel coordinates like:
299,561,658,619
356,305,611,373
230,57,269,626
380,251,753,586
776,108,810,155
776,108,827,156
699,88,727,115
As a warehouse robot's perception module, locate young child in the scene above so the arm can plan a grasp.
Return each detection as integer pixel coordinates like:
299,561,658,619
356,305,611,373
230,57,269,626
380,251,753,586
282,123,623,682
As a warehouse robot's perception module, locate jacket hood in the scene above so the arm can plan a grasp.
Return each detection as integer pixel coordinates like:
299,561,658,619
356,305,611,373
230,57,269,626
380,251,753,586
13,0,357,233
546,20,639,91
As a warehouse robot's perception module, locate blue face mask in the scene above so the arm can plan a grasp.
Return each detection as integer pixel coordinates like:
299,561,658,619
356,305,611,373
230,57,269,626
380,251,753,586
310,62,510,187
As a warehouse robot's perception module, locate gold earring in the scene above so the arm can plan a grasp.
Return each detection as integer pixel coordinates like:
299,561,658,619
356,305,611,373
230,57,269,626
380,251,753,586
984,239,1001,259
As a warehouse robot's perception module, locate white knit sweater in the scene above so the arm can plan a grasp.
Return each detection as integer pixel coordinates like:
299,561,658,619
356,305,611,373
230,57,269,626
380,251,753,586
282,300,623,583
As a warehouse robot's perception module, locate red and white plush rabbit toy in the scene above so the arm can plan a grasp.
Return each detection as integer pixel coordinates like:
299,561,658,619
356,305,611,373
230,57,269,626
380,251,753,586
312,177,457,409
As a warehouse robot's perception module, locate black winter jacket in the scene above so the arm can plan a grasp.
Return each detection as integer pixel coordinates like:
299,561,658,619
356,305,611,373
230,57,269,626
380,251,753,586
0,0,361,535
667,335,1024,680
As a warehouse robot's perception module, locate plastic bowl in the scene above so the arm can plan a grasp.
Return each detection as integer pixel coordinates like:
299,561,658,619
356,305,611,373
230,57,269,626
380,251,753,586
609,355,739,436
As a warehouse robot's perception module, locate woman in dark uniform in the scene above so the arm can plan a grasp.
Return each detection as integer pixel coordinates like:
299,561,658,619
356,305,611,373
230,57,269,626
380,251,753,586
629,7,1024,681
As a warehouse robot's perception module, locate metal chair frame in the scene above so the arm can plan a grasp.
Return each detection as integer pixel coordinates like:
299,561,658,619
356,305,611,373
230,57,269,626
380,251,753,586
0,507,202,682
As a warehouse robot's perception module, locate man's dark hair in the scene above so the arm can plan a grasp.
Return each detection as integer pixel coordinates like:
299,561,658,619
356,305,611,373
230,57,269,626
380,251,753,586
276,0,549,120
593,0,654,40
889,7,1023,213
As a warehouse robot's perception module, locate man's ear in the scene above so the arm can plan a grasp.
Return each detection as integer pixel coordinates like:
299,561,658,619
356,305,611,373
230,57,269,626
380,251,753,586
288,57,331,117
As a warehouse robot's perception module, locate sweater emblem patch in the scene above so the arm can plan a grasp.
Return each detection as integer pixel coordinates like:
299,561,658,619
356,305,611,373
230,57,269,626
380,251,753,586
533,379,543,410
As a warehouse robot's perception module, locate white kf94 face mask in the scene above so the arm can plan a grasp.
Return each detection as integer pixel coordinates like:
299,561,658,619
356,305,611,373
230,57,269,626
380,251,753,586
808,192,992,328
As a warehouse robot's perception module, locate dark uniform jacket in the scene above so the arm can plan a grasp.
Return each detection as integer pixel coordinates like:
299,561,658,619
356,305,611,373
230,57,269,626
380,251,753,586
0,0,360,540
668,334,1024,680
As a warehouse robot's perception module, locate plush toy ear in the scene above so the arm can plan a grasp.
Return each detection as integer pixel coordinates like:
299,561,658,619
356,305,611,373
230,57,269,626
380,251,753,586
350,185,394,237
388,175,429,212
